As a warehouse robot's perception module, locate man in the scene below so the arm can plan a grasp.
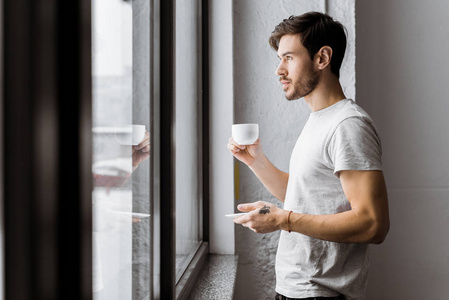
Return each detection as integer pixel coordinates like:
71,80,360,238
227,12,389,300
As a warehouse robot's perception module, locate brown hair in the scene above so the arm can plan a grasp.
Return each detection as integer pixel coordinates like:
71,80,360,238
269,12,347,77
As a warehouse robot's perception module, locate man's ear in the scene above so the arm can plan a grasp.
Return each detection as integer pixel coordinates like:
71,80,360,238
314,46,333,71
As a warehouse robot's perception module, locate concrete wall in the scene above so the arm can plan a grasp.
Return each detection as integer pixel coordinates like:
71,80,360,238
356,1,449,298
232,1,355,299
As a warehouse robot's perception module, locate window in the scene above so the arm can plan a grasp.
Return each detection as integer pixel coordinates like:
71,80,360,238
92,0,207,299
92,0,151,299
1,0,208,298
156,0,209,298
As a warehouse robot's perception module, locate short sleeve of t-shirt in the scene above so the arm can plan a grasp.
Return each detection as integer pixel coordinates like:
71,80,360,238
328,116,383,177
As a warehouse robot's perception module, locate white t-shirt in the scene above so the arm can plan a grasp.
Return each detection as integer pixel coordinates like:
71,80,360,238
275,99,383,300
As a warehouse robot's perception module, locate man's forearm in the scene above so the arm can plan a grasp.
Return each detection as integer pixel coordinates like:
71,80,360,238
281,208,388,244
248,154,289,202
276,170,390,244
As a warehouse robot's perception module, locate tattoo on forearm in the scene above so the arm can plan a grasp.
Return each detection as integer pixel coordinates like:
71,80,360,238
259,205,271,214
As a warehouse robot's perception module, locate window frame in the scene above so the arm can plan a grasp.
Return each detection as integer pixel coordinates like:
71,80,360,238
2,0,93,298
154,0,209,299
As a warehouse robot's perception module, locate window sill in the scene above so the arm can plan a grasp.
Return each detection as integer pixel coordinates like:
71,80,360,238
187,254,239,300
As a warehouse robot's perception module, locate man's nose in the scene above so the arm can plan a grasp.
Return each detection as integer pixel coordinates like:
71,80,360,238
275,62,287,76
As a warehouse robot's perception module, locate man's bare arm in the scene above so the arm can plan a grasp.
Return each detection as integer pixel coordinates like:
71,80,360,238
235,170,390,244
248,154,289,202
228,138,289,202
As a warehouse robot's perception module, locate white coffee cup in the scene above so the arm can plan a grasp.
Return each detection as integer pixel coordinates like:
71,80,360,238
115,124,146,145
232,123,259,145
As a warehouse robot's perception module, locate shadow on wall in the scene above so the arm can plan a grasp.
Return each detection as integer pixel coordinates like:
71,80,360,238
356,0,449,299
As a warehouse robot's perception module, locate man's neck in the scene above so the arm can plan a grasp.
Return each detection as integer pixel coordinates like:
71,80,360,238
304,74,346,112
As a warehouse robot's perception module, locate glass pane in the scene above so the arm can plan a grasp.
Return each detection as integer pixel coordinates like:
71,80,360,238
175,0,202,281
92,0,151,299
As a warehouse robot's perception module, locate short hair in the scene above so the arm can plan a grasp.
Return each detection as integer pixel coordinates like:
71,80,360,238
269,12,347,77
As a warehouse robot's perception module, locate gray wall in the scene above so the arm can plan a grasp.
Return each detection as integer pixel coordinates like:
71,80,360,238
232,1,355,299
357,1,449,298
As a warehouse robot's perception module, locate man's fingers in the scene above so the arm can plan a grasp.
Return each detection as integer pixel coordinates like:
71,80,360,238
227,145,239,155
233,214,251,225
135,137,150,151
227,143,245,151
233,216,259,233
136,139,150,150
228,137,247,150
227,143,237,152
237,202,264,212
134,131,150,150
237,203,251,212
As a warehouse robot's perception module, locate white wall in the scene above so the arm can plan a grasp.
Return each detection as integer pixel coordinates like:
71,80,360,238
356,1,449,298
209,0,235,254
232,1,355,299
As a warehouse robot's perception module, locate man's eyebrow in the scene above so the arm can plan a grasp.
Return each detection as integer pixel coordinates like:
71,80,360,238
278,51,295,58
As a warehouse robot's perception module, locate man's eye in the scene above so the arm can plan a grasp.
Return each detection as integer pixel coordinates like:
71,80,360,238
286,56,292,61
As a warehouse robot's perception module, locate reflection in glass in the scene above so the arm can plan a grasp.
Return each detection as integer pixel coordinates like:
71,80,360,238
92,0,151,299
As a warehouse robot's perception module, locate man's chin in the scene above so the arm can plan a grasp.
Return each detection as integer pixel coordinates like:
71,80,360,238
285,93,302,101
286,89,314,101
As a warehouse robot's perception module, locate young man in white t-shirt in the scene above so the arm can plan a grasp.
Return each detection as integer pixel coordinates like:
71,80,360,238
227,12,390,300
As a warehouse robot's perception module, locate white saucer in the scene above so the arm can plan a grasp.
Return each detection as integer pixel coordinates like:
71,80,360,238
225,212,248,218
117,211,151,218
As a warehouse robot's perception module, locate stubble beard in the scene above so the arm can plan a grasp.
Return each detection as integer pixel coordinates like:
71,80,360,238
285,70,320,101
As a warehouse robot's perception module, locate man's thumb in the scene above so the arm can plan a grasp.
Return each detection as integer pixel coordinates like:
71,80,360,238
237,203,256,212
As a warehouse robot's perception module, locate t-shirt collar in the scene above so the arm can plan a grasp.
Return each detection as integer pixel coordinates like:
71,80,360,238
310,98,351,117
